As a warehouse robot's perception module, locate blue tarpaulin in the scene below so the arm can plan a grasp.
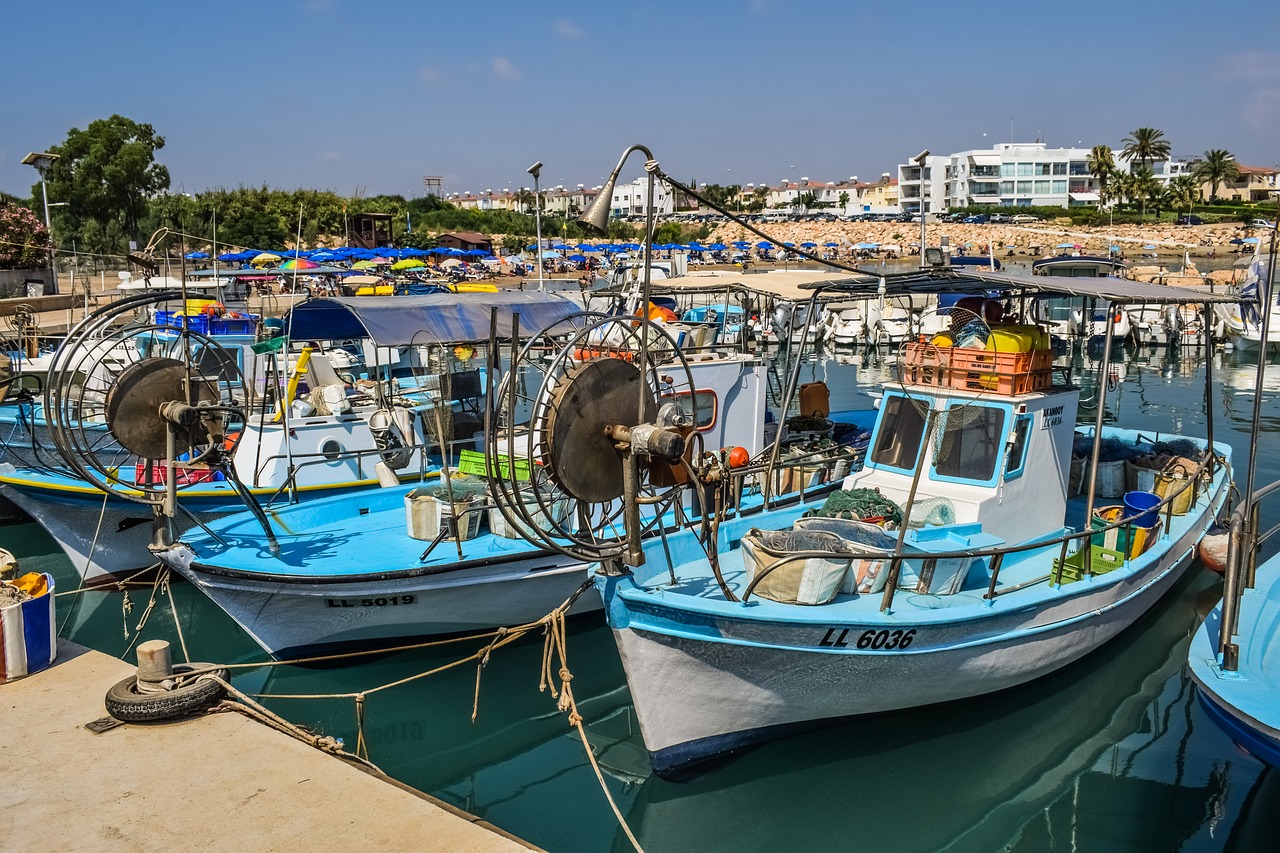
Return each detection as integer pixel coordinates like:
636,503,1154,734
284,292,581,345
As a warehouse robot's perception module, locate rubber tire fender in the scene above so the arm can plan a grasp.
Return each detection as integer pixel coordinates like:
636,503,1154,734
104,664,229,722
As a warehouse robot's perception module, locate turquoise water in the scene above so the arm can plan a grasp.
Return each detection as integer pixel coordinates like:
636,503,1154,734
7,343,1280,852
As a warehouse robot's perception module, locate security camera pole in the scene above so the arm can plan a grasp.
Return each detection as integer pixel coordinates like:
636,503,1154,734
914,149,930,268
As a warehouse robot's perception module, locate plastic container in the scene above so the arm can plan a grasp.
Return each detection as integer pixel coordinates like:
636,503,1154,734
987,327,1035,353
1091,507,1162,558
1123,490,1162,528
404,490,482,542
488,493,569,540
1093,459,1127,498
1053,545,1125,583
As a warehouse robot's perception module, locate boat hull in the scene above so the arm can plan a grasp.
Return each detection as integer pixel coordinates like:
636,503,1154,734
606,481,1222,776
159,544,599,659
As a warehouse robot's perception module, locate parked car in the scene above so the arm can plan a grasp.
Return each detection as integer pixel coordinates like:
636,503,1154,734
1176,215,1204,226
1249,218,1276,229
963,214,990,224
1009,214,1040,224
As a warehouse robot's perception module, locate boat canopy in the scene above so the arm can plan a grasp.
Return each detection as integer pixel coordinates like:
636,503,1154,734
805,266,1244,305
600,270,868,301
283,292,581,345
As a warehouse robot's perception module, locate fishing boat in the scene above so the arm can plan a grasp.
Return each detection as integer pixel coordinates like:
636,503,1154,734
150,333,874,658
0,290,580,585
1214,254,1278,352
1187,323,1280,767
1188,476,1280,767
580,266,1235,776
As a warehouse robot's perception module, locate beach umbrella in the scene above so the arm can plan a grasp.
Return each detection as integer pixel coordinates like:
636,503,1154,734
576,244,596,251
251,252,282,266
756,241,773,249
464,249,488,256
1242,237,1260,244
880,244,902,253
708,243,727,250
184,251,209,260
369,256,392,264
551,243,571,250
352,260,378,269
440,258,464,268
854,242,879,250
1056,243,1076,249
391,258,426,270
732,241,750,247
216,252,242,262
801,242,817,248
1109,245,1122,252
309,251,340,262
782,242,795,248
1229,238,1245,245
1143,244,1158,250
541,250,562,259
568,254,587,262
401,248,428,257
823,242,839,247
280,258,319,270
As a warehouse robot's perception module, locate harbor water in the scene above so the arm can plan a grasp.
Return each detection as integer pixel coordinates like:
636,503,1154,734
8,343,1280,852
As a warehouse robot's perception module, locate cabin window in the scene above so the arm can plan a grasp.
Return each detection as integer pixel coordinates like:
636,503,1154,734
663,389,717,431
1004,414,1032,479
933,405,1006,482
320,439,344,462
871,396,927,470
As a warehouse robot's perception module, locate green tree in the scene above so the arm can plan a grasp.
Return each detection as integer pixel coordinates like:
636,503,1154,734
1131,167,1161,217
1121,127,1171,171
838,191,850,209
1087,145,1115,205
38,115,170,247
1165,175,1200,216
1109,171,1136,210
1192,149,1240,203
796,191,819,213
512,189,536,214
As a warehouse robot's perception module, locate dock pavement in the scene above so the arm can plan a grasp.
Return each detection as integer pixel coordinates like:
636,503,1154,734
0,640,536,852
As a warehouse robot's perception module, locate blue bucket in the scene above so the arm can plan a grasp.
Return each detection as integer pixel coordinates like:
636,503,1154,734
1123,490,1162,528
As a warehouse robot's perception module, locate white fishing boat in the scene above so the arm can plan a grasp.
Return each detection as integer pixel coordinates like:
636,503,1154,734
1214,254,1277,352
575,266,1235,776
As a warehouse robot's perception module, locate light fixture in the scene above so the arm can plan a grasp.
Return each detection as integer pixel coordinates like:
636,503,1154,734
527,161,544,291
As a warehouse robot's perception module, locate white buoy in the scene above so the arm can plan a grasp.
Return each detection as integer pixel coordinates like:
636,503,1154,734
136,639,174,682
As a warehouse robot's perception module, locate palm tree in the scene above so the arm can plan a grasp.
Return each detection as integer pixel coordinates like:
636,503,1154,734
512,188,536,214
1087,145,1115,186
1131,167,1161,217
1109,171,1136,210
1166,175,1200,216
1192,149,1240,203
1121,128,1171,171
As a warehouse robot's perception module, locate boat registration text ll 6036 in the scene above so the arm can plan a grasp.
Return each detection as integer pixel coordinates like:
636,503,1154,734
818,628,918,649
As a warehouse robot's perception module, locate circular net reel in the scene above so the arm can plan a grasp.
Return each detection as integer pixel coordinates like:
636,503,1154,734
486,312,700,564
45,291,248,507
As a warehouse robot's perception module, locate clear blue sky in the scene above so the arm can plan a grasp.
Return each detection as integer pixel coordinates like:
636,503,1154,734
4,0,1278,200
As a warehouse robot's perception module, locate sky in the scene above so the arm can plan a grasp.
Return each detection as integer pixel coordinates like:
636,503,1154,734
4,0,1279,201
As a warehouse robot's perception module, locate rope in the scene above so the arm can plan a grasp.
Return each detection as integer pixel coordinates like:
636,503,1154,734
163,571,191,664
539,601,645,853
56,491,109,633
207,677,384,774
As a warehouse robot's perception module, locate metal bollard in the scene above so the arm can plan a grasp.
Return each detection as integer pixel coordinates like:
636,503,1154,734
136,639,174,683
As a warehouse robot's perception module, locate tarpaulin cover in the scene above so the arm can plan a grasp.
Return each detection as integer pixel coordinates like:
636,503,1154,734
283,292,581,345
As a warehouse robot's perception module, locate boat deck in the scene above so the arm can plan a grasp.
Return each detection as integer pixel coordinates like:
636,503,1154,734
621,469,1226,628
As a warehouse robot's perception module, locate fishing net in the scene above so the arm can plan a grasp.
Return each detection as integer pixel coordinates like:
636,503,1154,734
805,487,902,526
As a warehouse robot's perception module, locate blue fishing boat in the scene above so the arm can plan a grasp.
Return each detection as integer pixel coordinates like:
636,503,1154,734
1187,326,1280,766
0,290,581,585
578,267,1237,776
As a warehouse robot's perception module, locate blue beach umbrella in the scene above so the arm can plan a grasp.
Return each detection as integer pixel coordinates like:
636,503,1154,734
708,243,727,250
823,242,839,247
568,254,587,262
782,242,795,248
1242,237,1260,244
184,251,209,260
854,242,879,250
756,241,773,249
801,242,817,248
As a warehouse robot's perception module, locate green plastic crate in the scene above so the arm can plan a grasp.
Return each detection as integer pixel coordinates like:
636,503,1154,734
1052,544,1125,584
457,449,531,481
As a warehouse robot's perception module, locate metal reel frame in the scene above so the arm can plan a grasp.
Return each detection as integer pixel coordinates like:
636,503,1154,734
485,312,701,564
45,291,248,507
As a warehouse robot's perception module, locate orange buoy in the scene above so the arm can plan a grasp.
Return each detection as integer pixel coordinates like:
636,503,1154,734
202,301,227,318
1199,523,1229,574
726,446,750,468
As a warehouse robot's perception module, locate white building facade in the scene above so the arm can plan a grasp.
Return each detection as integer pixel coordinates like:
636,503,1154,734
899,143,1101,212
609,177,675,217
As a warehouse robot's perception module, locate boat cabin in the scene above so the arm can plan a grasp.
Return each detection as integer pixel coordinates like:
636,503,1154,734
845,355,1078,545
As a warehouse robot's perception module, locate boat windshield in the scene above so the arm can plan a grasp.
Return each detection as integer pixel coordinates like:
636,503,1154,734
871,395,927,469
932,405,1006,482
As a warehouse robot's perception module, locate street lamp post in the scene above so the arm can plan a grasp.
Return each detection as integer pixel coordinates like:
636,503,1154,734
527,162,544,292
21,151,60,293
914,149,930,268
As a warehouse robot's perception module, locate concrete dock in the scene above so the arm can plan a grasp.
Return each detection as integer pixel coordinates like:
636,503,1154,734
1,640,535,852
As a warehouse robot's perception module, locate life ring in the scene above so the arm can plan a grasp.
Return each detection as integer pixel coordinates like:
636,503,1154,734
202,302,226,318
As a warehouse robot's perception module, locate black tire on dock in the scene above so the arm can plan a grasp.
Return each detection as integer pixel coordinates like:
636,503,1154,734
104,664,229,722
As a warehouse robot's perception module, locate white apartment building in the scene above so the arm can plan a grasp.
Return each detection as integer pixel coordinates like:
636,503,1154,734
609,177,676,217
899,143,1101,212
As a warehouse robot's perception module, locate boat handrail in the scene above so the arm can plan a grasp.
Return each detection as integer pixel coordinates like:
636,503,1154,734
736,448,1217,605
1216,475,1280,671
